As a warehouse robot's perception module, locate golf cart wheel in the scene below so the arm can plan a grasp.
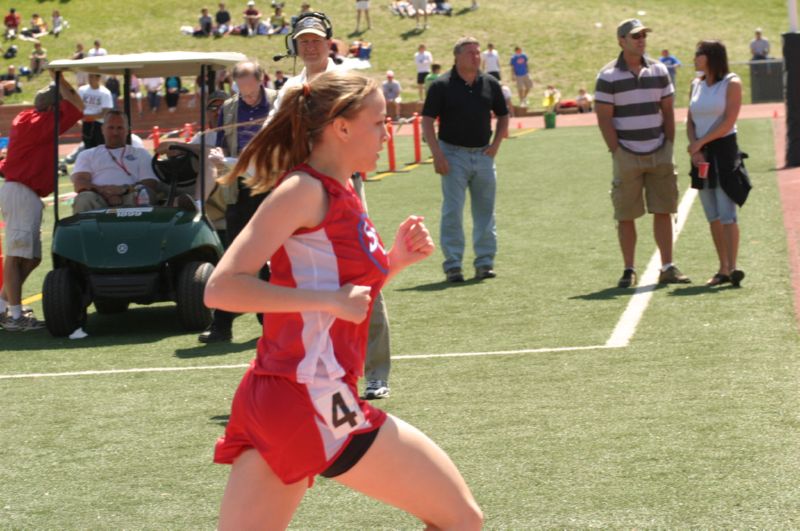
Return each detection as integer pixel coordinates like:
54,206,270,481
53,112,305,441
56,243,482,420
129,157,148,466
94,299,130,314
42,268,87,337
176,261,214,331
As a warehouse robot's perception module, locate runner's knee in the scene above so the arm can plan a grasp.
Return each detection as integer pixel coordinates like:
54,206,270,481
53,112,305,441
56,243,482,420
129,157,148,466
429,500,483,530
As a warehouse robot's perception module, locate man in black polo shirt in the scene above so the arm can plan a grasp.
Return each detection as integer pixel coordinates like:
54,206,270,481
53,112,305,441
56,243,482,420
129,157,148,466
422,36,509,282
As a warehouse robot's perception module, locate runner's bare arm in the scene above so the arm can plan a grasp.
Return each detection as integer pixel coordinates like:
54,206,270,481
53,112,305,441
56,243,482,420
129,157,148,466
204,173,371,323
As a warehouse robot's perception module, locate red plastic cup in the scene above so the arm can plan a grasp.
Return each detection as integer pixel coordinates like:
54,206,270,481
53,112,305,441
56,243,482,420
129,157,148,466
698,162,710,179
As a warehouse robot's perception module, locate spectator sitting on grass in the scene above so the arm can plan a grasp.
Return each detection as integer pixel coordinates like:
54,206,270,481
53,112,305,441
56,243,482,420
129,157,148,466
215,2,232,37
29,42,46,75
432,1,453,15
268,5,289,35
576,87,593,113
291,2,313,25
382,70,402,119
50,10,67,38
194,8,214,37
242,0,262,37
20,13,47,39
390,1,413,17
0,65,21,95
4,8,21,40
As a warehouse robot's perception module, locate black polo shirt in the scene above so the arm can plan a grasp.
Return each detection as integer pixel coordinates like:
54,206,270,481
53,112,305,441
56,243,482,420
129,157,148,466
422,67,508,148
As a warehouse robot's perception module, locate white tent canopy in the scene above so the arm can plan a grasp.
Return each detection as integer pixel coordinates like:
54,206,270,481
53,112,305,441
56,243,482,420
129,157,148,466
47,51,248,77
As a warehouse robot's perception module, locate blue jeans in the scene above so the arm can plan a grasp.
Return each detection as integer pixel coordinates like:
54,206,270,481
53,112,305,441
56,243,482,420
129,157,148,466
698,180,738,224
439,141,497,272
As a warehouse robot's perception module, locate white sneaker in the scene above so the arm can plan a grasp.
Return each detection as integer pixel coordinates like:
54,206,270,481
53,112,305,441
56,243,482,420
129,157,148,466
365,380,390,400
2,313,46,331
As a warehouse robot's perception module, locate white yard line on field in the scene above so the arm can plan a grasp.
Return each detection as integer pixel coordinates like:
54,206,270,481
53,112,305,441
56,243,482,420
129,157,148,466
0,344,613,379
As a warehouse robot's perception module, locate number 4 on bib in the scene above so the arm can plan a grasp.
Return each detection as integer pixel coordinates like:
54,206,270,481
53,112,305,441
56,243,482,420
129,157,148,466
332,392,358,429
313,384,367,440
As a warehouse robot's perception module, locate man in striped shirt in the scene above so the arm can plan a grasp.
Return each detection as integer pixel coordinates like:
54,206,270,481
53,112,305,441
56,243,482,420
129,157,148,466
595,18,691,289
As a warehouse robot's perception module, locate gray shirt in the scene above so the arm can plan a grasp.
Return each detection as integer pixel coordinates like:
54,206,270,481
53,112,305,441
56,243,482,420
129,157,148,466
382,79,401,101
750,37,770,58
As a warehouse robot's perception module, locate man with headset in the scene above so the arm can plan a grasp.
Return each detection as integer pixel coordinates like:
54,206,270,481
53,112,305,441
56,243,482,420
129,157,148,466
269,12,394,401
267,12,337,117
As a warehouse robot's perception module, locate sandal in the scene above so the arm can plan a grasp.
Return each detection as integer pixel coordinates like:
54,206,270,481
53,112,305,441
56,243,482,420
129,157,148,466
730,269,745,287
705,273,730,287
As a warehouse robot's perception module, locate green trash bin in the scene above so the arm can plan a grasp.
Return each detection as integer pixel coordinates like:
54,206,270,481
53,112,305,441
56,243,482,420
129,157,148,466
544,112,557,129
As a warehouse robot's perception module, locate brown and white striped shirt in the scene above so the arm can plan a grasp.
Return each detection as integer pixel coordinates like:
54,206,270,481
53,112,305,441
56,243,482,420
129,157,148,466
595,53,674,155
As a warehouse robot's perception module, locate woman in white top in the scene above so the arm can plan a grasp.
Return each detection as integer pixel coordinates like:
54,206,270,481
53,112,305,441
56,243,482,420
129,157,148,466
687,40,747,287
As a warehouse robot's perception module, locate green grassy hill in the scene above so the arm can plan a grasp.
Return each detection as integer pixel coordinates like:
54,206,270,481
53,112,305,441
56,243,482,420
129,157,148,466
0,0,791,110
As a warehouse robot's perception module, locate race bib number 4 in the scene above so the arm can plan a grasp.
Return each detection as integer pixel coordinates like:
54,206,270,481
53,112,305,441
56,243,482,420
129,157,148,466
313,382,366,441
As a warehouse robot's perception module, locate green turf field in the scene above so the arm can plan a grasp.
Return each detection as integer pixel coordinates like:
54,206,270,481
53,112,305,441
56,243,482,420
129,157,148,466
0,0,791,108
1,119,799,528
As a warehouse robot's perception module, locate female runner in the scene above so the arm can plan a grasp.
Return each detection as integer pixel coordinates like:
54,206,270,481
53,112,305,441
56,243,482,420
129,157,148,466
205,70,483,530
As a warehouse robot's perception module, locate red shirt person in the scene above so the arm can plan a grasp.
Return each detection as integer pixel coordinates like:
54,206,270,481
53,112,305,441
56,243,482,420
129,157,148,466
0,79,83,331
4,8,21,34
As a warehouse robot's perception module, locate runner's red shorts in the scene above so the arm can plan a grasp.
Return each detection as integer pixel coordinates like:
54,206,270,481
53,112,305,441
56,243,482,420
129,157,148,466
214,364,387,485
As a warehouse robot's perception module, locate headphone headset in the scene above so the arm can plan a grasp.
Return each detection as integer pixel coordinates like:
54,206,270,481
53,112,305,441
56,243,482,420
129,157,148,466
274,11,333,61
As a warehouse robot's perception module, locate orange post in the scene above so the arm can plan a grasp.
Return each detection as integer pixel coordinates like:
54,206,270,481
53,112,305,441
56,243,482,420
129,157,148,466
412,112,421,163
386,117,396,172
152,126,161,149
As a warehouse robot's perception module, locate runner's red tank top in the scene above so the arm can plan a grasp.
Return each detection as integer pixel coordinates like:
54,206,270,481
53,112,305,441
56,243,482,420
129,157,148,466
253,164,389,383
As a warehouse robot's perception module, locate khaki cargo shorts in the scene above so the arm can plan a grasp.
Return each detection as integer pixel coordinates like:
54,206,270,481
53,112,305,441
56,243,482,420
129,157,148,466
0,181,44,259
610,141,678,220
514,74,533,92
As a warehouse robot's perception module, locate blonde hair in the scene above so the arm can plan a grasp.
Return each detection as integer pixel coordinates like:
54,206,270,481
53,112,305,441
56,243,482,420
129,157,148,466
224,70,380,194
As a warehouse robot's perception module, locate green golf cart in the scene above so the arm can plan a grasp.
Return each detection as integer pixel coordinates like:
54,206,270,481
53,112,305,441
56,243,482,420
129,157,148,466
41,52,245,337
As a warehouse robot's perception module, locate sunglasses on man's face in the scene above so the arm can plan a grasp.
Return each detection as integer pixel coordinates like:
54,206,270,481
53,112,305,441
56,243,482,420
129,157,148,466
630,32,647,40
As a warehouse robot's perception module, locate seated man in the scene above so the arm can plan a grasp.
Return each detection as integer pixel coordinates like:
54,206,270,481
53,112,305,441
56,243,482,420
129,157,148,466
242,0,262,36
71,111,160,213
382,70,401,120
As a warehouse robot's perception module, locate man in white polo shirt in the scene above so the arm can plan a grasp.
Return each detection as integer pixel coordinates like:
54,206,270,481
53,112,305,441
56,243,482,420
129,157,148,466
71,111,159,213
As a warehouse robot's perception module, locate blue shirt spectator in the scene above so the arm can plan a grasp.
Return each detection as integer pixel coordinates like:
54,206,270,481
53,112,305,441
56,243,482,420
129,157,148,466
659,49,681,85
510,48,529,77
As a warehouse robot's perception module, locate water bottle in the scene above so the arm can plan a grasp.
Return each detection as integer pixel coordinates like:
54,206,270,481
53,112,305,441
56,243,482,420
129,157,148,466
134,184,149,206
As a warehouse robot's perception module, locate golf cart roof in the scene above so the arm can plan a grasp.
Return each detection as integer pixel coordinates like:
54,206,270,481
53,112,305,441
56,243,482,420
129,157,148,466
48,51,247,77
